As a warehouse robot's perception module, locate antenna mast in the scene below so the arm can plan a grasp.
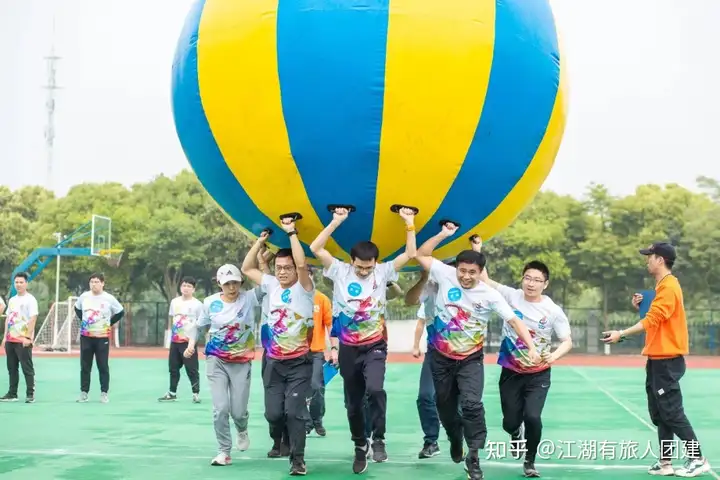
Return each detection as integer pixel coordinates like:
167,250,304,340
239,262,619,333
43,16,61,191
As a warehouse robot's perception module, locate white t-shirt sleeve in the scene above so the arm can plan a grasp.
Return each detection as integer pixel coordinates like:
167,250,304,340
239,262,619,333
261,274,279,293
28,296,39,317
193,299,204,319
429,258,455,284
552,305,572,340
108,295,124,314
75,293,85,311
323,258,351,282
416,304,426,320
377,261,400,283
493,283,519,303
487,288,517,322
197,299,211,328
168,298,176,317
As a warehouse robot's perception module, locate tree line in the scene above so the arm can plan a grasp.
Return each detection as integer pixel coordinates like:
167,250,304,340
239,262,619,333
2,171,719,325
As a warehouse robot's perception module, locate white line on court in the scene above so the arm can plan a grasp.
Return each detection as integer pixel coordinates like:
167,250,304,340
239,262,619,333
0,448,660,471
572,367,720,480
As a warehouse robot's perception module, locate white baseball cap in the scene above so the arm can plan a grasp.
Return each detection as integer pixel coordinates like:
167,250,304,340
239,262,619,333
216,264,243,285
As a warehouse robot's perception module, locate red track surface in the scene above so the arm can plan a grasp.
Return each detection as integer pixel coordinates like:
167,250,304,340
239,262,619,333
5,347,717,368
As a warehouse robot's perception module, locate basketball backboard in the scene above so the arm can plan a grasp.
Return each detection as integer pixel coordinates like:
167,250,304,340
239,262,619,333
91,215,112,256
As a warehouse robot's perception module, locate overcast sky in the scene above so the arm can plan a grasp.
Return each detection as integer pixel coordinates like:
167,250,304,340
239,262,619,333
1,0,719,199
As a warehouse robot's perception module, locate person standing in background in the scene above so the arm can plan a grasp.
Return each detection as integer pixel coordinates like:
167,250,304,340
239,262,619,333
603,242,711,477
159,276,204,404
74,273,125,404
1,273,39,403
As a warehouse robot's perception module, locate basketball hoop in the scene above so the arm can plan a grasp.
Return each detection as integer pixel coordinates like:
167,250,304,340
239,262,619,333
99,249,125,268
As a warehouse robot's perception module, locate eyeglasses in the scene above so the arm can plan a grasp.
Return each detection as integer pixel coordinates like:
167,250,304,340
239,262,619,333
522,275,546,284
275,265,296,272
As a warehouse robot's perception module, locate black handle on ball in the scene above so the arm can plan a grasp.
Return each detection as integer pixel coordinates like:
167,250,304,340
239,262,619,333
439,219,461,229
390,204,419,215
279,212,303,222
327,204,356,213
469,234,480,243
261,227,274,236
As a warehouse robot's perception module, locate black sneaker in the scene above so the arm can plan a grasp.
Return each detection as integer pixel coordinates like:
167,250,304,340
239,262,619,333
0,393,18,402
465,453,484,480
158,393,177,402
25,396,35,404
353,441,370,474
314,423,327,437
510,424,526,460
290,456,307,475
419,442,440,458
450,436,465,464
268,444,283,458
371,439,387,462
523,459,540,477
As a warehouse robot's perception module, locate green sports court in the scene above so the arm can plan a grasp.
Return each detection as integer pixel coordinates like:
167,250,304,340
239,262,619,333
0,354,718,479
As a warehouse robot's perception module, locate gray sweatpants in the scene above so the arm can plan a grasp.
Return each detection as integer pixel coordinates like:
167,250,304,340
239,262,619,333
207,356,252,454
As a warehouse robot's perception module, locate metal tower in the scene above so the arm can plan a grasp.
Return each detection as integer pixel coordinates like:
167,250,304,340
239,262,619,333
43,17,61,191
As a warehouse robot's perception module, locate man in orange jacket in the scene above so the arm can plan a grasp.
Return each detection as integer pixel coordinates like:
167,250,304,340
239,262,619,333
603,242,711,478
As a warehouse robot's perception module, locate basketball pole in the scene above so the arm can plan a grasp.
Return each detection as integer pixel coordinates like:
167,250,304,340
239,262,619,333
52,232,63,345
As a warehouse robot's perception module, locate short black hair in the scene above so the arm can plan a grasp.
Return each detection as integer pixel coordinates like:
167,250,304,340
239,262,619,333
180,276,197,287
350,241,379,262
14,272,29,281
454,250,486,270
275,248,295,266
523,261,550,281
89,272,105,282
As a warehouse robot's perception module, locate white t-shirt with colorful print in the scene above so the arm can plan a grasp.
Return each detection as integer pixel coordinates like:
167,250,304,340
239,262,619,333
259,275,314,360
323,259,399,346
169,296,204,343
495,284,571,374
198,289,260,363
75,291,124,338
427,259,516,359
4,293,39,343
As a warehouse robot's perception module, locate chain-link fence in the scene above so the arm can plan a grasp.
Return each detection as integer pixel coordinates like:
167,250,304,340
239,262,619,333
107,301,720,356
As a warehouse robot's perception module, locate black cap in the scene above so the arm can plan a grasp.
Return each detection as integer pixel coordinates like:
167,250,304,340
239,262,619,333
639,242,676,262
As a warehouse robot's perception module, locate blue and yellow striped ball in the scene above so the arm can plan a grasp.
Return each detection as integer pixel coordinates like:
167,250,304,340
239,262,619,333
171,0,568,270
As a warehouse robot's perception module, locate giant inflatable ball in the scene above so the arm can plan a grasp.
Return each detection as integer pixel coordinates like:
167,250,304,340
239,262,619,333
171,0,568,269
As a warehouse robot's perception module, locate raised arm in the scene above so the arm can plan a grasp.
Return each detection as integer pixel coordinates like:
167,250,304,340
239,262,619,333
392,208,418,272
258,247,274,275
415,222,459,271
310,208,348,269
280,216,314,293
404,270,429,306
386,281,403,301
241,230,270,286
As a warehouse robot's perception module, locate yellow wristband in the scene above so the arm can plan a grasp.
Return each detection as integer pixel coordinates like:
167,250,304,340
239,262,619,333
406,224,415,232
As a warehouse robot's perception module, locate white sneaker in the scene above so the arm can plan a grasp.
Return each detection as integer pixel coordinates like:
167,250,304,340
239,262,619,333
76,392,89,403
211,452,231,466
100,392,109,404
192,393,201,404
237,430,250,451
648,460,674,475
674,457,711,477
